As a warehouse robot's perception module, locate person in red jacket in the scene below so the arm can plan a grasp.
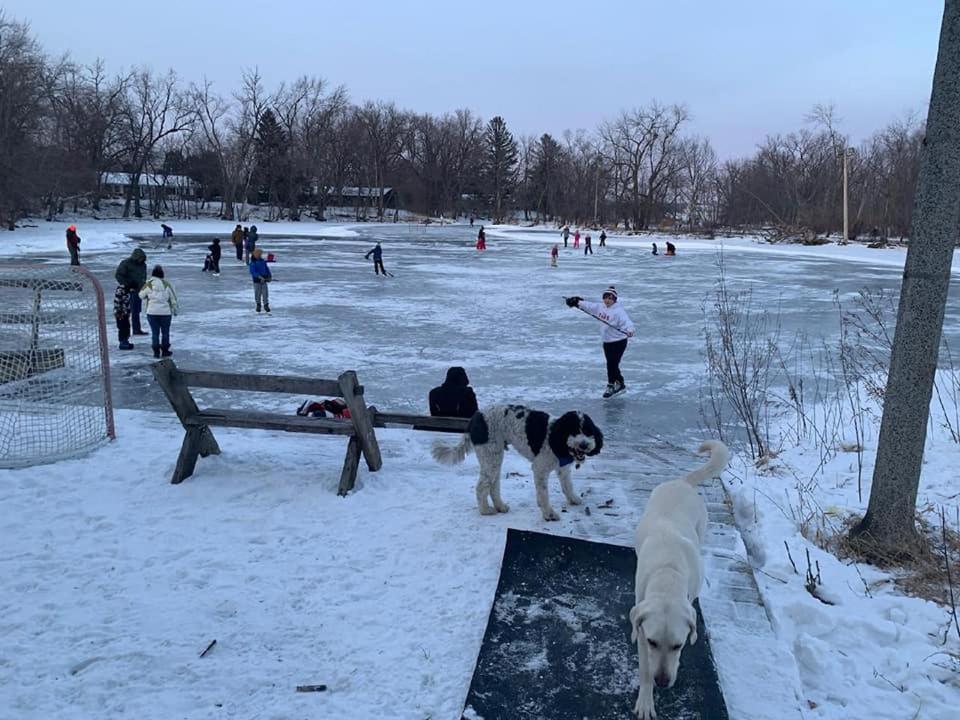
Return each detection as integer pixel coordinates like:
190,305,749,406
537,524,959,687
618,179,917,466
476,226,487,251
551,243,559,267
66,225,81,265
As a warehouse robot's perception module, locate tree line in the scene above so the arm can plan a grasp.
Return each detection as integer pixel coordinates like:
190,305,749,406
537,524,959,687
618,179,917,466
0,14,924,238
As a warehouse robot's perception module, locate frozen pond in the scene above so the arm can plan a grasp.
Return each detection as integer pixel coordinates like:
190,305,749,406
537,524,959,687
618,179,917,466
54,223,960,451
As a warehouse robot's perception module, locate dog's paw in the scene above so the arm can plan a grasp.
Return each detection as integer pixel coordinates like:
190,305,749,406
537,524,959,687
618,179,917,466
494,501,510,513
542,508,560,521
478,505,498,516
634,692,657,719
567,494,583,506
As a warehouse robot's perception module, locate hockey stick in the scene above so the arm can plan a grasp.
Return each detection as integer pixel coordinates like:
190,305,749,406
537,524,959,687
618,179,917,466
565,298,631,336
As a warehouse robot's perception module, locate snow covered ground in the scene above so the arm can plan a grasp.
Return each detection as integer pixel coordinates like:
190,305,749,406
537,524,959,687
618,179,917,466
1,218,958,719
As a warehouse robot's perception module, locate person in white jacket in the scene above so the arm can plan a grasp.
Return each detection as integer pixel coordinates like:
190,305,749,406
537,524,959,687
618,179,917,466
566,285,636,398
138,265,179,358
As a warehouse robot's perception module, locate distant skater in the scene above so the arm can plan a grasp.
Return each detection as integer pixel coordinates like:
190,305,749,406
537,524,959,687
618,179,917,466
562,224,570,248
573,229,580,249
665,240,676,256
66,225,81,265
651,243,659,256
599,229,607,248
365,242,388,275
551,243,559,267
231,224,244,261
244,225,258,264
204,238,221,275
584,234,593,255
161,223,173,239
476,225,487,251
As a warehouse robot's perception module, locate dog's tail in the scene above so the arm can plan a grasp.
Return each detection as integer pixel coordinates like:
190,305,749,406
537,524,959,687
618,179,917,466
682,440,729,486
431,435,474,465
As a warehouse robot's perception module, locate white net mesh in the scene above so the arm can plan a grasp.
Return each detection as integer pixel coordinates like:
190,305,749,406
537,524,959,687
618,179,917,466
0,264,115,467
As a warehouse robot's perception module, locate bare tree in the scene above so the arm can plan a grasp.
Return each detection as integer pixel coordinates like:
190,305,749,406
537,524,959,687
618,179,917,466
851,0,960,557
118,68,193,218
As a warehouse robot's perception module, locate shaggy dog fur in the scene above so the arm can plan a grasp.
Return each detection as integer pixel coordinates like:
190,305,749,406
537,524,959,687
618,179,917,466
431,403,603,521
629,440,729,719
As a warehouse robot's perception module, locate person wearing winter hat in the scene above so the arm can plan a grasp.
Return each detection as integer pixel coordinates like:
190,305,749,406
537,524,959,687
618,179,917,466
66,225,81,265
428,366,479,420
249,247,272,312
565,285,636,398
115,248,148,336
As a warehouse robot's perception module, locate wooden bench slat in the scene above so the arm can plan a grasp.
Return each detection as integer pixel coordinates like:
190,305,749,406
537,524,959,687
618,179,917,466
189,408,356,435
179,370,349,398
373,412,469,432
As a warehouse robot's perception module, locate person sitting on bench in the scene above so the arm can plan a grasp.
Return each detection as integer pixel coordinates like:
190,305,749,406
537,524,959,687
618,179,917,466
429,366,478,418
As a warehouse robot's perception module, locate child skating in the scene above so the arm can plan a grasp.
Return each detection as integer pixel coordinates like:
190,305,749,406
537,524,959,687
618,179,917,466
565,285,635,398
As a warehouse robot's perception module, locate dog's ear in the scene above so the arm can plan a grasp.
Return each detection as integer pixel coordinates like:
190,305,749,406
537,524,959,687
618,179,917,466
585,416,603,456
685,603,698,646
629,602,649,643
548,411,579,458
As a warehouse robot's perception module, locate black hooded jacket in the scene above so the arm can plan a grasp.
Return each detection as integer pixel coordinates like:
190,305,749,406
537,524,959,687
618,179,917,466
429,367,478,418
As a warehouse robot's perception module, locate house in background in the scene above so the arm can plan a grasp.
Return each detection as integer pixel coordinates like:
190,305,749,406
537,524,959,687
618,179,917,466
99,172,199,199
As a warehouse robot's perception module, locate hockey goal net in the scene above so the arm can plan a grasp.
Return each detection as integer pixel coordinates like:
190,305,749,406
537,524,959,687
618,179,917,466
0,264,115,467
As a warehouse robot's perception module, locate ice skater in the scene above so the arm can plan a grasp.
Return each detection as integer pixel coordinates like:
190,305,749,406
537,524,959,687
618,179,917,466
249,247,272,313
66,225,81,265
551,243,559,267
573,228,580,249
365,242,389,275
561,224,570,248
231,224,244,261
565,285,635,398
584,234,593,255
476,225,487,251
599,229,607,248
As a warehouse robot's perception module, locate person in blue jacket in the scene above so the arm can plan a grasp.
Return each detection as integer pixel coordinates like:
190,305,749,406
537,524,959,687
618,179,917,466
364,242,387,275
249,247,272,313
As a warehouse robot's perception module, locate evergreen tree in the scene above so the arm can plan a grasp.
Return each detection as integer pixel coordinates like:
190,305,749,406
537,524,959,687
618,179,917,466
254,108,289,215
483,116,518,223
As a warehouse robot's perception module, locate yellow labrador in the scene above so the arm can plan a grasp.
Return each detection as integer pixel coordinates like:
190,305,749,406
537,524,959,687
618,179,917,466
629,440,729,719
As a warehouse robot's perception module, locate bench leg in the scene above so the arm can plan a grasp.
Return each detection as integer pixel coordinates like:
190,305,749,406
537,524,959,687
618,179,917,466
338,435,361,496
172,426,219,484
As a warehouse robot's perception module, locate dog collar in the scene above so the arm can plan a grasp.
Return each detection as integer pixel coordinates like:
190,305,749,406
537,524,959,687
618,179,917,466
558,455,574,467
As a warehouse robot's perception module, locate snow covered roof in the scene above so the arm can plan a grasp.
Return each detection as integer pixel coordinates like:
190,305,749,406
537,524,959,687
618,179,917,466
100,172,199,189
326,186,393,197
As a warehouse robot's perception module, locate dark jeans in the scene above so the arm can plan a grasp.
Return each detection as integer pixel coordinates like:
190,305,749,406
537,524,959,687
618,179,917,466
602,339,628,384
129,289,143,333
235,242,243,260
584,244,593,255
148,314,172,349
69,246,80,265
115,314,130,344
374,259,386,275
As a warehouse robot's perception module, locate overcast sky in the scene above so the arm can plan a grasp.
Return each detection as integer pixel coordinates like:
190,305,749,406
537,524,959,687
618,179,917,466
4,0,944,158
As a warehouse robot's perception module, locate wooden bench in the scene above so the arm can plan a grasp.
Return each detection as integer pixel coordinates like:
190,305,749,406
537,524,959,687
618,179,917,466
151,359,382,494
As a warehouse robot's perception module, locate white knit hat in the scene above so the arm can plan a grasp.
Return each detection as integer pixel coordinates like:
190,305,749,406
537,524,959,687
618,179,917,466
602,285,618,300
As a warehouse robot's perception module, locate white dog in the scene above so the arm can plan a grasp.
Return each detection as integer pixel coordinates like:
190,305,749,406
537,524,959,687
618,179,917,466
431,403,603,521
629,440,729,719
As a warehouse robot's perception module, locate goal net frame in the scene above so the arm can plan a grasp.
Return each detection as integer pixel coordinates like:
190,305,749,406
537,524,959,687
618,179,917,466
0,264,115,468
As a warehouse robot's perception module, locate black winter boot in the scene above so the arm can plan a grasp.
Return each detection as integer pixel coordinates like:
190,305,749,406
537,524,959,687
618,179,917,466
160,344,173,357
152,346,160,359
264,304,271,313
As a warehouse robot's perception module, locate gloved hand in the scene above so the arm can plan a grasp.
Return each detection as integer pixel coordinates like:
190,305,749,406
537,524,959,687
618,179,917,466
565,296,582,308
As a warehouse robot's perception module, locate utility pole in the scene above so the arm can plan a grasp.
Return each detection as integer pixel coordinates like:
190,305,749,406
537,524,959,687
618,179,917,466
851,0,960,555
842,146,854,243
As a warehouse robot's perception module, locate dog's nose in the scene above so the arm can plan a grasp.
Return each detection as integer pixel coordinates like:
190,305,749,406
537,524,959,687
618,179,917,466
655,674,670,688
578,440,589,450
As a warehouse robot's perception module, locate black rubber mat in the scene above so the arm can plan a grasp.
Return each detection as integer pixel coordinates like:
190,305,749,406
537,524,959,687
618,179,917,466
462,529,729,720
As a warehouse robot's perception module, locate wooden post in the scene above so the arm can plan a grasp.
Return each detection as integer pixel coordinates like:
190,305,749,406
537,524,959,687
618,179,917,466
152,359,221,483
337,371,382,472
338,436,361,496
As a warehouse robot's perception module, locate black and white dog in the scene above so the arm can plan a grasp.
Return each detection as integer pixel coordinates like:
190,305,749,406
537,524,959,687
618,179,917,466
431,404,603,521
